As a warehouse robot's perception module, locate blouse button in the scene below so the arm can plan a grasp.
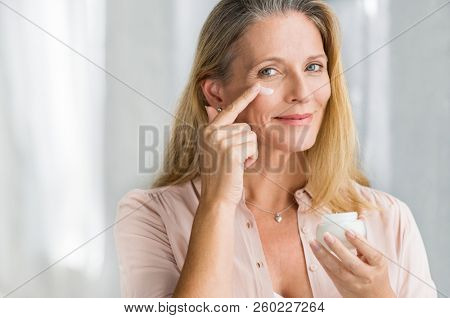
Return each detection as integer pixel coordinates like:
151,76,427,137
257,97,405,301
256,261,263,268
301,226,308,234
309,264,318,272
246,221,252,229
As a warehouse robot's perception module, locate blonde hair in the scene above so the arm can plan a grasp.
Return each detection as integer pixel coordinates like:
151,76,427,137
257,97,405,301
152,0,381,214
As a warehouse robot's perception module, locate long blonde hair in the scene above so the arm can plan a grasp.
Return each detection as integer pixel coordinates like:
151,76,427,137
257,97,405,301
152,0,381,214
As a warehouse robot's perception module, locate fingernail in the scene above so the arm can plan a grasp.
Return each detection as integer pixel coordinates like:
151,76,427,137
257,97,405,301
346,230,356,239
324,232,335,244
309,240,321,252
259,86,274,95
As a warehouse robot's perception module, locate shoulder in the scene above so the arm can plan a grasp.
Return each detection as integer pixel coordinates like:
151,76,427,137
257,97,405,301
116,185,172,215
115,179,198,228
351,180,399,209
350,181,416,231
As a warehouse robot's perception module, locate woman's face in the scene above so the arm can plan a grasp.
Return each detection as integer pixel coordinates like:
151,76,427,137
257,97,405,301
221,11,331,152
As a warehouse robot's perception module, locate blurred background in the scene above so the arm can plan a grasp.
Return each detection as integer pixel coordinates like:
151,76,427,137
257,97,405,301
0,0,449,297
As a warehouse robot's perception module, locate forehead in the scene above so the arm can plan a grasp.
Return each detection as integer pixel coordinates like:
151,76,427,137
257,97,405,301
236,11,325,67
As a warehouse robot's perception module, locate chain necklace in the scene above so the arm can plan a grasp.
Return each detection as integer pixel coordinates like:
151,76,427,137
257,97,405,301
245,198,297,223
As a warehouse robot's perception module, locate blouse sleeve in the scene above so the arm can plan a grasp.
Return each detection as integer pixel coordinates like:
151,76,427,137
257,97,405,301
113,189,180,297
396,200,438,297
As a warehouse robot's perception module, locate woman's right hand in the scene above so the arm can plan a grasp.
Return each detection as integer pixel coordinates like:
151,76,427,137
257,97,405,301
199,83,262,207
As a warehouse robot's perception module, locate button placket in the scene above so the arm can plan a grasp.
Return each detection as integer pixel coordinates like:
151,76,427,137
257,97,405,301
241,205,266,295
309,264,318,272
249,217,273,295
296,201,320,297
301,226,308,234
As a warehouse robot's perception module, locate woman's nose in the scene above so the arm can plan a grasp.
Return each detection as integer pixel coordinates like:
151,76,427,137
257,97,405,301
285,73,313,105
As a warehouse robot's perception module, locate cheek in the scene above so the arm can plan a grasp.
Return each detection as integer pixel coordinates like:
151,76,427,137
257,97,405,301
313,76,331,106
235,96,275,125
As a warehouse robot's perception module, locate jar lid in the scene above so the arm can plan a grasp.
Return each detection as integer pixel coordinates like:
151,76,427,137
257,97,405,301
321,211,358,223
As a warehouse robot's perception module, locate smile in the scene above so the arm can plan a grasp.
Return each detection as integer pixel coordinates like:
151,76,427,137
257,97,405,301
273,113,313,126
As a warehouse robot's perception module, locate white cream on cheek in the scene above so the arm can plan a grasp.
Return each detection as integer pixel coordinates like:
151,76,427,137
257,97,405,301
259,86,274,96
251,86,277,127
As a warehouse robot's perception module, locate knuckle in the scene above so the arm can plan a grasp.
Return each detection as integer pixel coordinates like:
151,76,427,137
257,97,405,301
206,126,221,139
228,103,238,113
348,260,359,273
335,265,345,277
210,130,222,144
203,126,213,137
372,252,383,264
365,273,375,284
207,127,216,138
378,258,388,269
247,131,257,141
228,124,241,134
218,138,228,151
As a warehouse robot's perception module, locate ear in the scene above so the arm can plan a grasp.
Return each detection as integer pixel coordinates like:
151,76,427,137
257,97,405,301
201,78,224,108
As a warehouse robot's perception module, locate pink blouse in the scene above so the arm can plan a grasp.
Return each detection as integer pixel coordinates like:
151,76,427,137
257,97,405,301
113,176,437,298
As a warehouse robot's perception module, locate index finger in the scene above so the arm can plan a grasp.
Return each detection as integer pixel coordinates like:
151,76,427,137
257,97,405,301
210,83,261,127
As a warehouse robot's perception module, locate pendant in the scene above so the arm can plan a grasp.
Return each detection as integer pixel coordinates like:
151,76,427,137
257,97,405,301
274,212,282,223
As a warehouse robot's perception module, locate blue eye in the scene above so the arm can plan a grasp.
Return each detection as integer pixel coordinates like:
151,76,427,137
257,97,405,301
306,63,322,72
259,67,278,77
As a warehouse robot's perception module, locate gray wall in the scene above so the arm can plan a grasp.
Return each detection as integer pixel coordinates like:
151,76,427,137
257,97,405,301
389,0,450,297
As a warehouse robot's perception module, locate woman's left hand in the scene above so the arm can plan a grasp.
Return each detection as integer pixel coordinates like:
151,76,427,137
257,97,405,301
309,222,397,298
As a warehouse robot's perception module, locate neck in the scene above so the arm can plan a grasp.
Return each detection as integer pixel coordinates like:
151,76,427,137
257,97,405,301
243,143,308,210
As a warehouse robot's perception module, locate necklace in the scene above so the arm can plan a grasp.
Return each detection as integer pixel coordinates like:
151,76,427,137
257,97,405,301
245,198,297,223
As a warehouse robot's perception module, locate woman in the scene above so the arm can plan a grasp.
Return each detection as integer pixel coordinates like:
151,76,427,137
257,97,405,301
114,0,437,298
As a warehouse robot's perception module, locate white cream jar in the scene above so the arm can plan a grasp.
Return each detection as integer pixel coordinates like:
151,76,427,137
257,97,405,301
316,212,366,253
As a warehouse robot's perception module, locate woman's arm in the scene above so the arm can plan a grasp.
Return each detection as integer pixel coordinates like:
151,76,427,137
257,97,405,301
172,199,237,298
173,84,262,297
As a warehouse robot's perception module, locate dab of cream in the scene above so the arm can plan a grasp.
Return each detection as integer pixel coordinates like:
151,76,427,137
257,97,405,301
316,212,366,253
259,86,274,95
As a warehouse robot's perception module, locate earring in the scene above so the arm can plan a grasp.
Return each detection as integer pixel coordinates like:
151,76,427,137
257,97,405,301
216,106,223,112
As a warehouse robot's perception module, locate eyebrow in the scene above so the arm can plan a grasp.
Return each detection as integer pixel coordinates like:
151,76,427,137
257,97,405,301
249,54,328,69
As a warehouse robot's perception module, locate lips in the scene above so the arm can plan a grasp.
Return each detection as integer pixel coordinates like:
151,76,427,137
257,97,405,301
274,113,313,120
273,113,314,126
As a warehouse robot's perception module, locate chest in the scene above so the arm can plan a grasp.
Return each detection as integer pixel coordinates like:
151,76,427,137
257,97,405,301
255,210,313,298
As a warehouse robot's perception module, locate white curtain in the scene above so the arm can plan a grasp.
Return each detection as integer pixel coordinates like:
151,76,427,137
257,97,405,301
0,0,106,296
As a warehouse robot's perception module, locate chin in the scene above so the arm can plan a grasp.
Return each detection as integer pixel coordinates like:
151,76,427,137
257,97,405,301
257,122,320,152
267,134,316,152
275,141,315,153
